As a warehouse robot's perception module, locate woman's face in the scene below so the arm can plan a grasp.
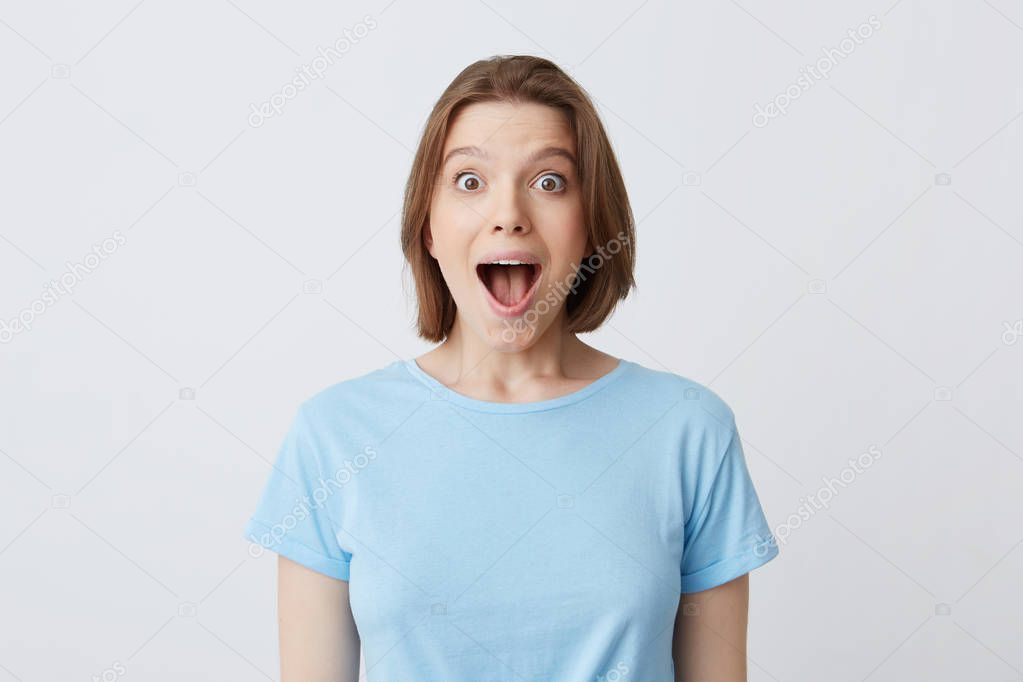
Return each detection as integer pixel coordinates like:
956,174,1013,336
426,100,589,351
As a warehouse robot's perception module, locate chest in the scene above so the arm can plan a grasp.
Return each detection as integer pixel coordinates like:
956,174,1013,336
339,424,685,652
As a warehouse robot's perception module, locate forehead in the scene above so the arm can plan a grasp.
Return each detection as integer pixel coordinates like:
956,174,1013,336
442,101,574,159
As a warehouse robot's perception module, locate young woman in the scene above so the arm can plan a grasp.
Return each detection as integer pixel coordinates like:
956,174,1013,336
244,54,779,681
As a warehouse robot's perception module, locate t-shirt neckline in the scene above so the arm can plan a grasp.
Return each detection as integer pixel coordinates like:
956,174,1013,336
401,357,632,414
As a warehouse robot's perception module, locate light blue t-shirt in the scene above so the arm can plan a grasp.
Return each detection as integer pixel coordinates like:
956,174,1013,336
243,357,779,680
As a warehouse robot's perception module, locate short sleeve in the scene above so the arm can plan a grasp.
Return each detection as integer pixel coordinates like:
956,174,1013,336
243,404,352,581
680,421,778,593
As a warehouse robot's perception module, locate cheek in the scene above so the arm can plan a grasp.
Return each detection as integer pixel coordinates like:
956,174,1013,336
427,198,477,282
548,204,589,260
431,194,484,241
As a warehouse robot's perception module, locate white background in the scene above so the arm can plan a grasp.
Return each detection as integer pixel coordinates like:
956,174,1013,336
1,0,1021,680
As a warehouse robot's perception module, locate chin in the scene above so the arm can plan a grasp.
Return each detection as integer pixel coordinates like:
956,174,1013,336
473,314,544,352
493,319,538,350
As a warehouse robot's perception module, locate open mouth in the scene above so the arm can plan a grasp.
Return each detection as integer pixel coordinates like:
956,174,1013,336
475,261,543,311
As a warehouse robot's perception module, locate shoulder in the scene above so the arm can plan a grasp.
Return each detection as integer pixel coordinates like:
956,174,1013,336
624,359,737,433
296,359,415,425
623,363,747,502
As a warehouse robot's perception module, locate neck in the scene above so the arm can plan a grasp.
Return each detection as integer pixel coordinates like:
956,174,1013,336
432,312,583,385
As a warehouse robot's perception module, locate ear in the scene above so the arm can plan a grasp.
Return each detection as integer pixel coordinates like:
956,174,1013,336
423,219,435,258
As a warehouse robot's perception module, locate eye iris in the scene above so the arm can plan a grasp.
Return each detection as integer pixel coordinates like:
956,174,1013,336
462,175,479,190
541,176,557,191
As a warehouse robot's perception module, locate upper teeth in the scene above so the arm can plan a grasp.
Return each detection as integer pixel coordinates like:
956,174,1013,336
487,260,529,265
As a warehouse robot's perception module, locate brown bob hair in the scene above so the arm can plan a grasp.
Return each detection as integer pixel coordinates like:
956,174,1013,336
400,55,637,342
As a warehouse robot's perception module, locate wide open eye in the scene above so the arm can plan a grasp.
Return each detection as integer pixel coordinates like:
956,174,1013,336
454,172,484,192
533,173,566,192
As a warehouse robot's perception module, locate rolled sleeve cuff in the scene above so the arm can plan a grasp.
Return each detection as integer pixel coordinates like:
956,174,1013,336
681,541,779,594
244,518,351,581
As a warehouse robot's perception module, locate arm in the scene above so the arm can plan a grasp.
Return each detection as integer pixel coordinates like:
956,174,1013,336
672,573,750,682
278,555,360,682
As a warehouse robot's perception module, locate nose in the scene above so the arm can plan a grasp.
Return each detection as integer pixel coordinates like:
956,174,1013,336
489,182,531,235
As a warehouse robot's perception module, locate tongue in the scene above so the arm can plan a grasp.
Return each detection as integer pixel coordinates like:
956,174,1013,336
488,264,532,306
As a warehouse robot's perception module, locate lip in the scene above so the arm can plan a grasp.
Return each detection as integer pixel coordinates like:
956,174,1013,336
474,249,542,266
474,249,544,319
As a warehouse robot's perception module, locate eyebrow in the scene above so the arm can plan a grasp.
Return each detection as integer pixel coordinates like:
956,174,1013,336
441,145,577,169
